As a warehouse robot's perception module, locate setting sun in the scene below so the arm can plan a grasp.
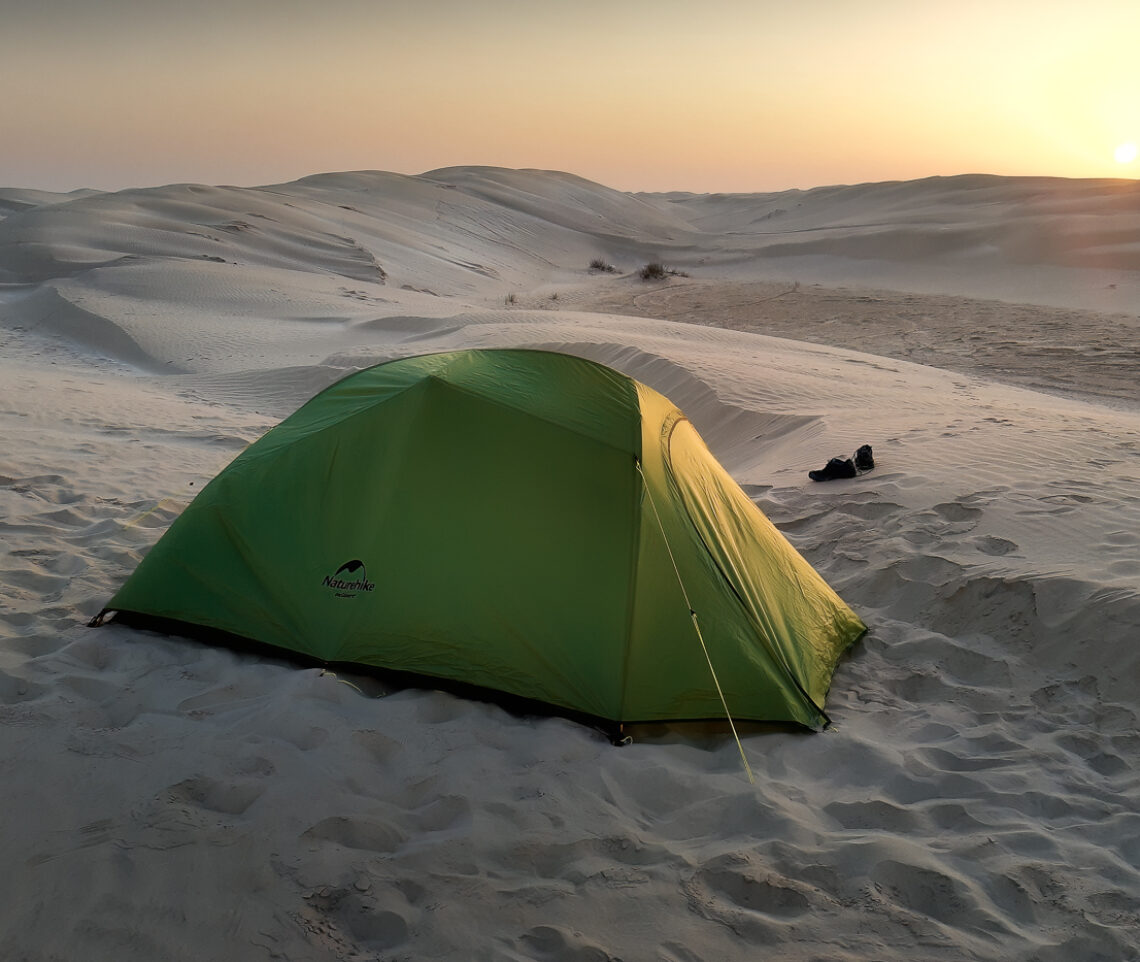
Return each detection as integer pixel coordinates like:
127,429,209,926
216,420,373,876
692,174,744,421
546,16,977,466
1115,143,1139,164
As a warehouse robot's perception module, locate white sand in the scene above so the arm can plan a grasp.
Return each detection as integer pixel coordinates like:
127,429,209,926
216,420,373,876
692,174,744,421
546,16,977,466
1,168,1137,960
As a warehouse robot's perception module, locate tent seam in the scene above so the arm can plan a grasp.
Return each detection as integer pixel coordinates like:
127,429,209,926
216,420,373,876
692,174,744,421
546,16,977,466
423,377,638,456
661,421,830,727
617,451,644,724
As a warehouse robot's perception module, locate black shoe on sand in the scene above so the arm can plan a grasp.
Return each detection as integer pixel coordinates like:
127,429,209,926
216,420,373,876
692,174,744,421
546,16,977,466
809,457,857,482
809,443,875,481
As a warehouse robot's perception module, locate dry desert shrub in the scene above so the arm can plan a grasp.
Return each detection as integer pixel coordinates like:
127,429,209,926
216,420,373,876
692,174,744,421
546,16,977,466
638,261,688,281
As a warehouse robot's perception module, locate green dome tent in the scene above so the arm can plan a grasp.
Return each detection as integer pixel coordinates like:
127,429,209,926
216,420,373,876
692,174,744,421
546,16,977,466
94,349,865,730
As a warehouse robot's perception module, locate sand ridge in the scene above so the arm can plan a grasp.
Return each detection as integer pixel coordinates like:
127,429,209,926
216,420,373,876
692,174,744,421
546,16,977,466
556,277,1140,410
1,168,1138,960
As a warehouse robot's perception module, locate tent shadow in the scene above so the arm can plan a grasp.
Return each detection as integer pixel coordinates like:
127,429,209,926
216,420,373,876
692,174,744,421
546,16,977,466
96,612,825,747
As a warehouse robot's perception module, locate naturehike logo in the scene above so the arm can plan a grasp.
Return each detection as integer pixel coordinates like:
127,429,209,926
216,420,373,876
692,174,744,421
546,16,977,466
322,559,376,598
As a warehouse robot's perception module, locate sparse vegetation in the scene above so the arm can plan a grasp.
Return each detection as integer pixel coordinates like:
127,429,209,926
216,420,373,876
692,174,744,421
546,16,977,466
550,292,559,301
504,292,517,305
589,257,617,274
638,262,689,281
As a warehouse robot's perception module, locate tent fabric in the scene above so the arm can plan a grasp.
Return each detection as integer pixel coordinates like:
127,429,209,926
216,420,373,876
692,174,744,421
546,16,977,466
98,349,865,728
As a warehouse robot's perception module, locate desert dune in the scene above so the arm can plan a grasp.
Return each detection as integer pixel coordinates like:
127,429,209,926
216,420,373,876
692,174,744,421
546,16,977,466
1,168,1137,960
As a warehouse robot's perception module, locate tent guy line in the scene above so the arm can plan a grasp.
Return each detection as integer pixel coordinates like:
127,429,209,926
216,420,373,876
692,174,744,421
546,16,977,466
636,456,755,781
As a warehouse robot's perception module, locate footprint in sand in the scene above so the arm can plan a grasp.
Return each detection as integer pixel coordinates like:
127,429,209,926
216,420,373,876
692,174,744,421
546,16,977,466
690,853,814,919
296,886,410,953
518,924,621,961
302,815,405,853
973,534,1018,556
350,729,403,764
824,798,919,832
169,774,266,816
870,858,986,929
933,501,983,523
0,668,45,704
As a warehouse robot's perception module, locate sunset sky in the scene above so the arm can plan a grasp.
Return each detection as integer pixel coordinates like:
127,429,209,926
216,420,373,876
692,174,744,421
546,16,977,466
2,0,1138,193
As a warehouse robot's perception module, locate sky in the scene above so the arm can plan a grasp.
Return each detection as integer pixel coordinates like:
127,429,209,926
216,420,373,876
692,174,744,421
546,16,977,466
1,0,1138,193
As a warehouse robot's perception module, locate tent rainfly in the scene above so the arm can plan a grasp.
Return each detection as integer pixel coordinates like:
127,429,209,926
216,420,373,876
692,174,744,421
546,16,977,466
93,349,865,731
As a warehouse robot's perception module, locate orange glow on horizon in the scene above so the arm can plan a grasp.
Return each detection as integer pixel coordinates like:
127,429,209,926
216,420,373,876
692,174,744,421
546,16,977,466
1,0,1138,193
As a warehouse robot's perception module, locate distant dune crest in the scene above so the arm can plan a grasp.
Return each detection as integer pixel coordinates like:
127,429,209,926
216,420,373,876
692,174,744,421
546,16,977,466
2,167,1138,309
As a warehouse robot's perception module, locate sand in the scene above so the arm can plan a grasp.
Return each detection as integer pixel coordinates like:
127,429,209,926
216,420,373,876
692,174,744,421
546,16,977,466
1,168,1137,960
